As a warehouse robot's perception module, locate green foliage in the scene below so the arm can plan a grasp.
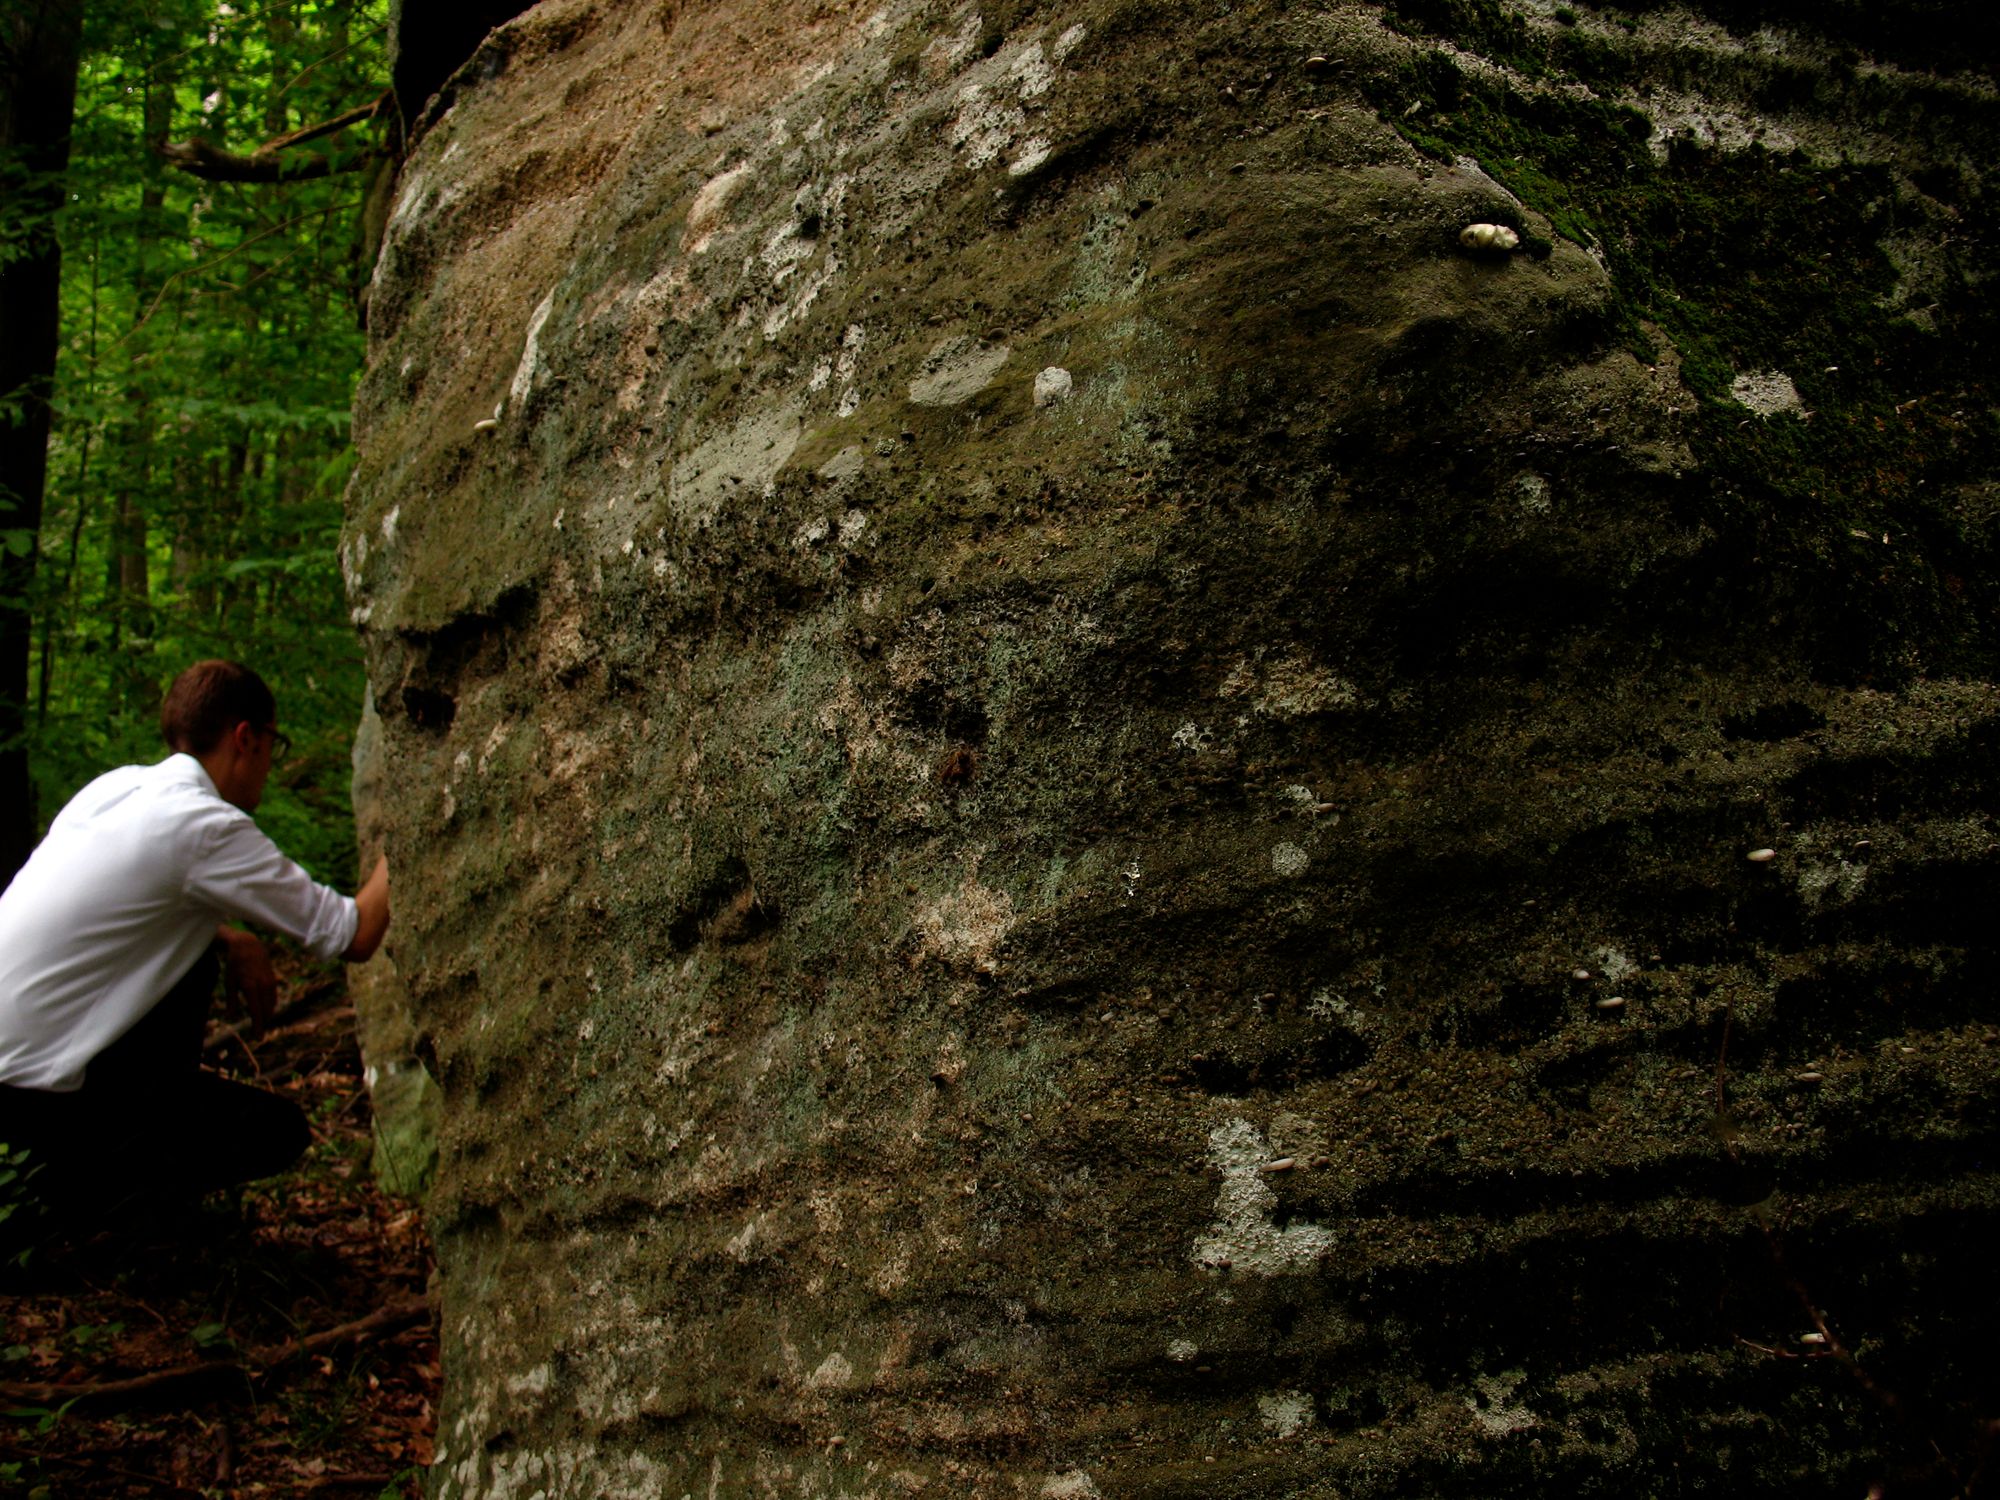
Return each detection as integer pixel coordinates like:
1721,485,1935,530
0,1142,41,1267
3,1398,77,1437
25,0,389,880
62,1320,125,1352
190,1320,234,1351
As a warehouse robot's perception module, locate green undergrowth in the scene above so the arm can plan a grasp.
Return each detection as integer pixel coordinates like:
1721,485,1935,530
1366,34,1999,679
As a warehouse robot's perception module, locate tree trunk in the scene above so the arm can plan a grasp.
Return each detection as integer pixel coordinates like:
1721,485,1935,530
103,46,176,703
0,0,83,881
348,3,2000,1494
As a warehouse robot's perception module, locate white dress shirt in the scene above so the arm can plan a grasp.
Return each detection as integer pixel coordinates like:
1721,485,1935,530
0,754,358,1091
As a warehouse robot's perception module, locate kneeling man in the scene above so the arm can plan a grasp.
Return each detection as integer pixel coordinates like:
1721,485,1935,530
0,660,390,1219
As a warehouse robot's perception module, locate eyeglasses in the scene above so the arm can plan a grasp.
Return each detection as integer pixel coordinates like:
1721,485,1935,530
264,726,293,763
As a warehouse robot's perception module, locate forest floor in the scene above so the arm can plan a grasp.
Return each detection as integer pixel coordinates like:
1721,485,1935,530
0,959,439,1498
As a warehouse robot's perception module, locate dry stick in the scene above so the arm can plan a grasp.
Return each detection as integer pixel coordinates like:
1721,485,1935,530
255,95,387,156
208,1003,356,1057
0,1443,204,1495
214,1405,237,1486
0,1295,431,1409
226,1026,267,1083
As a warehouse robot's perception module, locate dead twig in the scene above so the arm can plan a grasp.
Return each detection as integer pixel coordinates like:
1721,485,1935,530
0,1442,204,1494
206,1003,355,1058
0,1295,431,1409
255,96,388,156
212,1404,236,1485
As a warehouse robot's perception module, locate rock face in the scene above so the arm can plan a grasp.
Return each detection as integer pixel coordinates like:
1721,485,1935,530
344,2,2000,1494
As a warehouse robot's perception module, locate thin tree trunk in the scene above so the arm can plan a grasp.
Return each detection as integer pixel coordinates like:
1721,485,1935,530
104,44,174,703
0,0,85,881
35,422,90,726
35,208,101,730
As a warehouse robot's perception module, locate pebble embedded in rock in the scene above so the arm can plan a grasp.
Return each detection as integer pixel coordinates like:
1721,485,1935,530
1034,366,1074,408
1458,222,1520,254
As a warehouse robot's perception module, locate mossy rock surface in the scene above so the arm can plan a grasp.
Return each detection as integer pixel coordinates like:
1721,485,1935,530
349,2,2000,1494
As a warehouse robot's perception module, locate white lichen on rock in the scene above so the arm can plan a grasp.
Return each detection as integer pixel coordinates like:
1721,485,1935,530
1271,841,1309,877
914,876,1014,972
1513,472,1552,514
908,334,1011,406
1466,1369,1538,1437
1041,1472,1102,1500
1192,1118,1334,1274
508,288,556,408
1730,369,1804,417
1034,365,1074,406
1259,1389,1315,1437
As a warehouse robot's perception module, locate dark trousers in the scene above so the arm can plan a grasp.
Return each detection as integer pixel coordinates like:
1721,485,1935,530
0,950,311,1219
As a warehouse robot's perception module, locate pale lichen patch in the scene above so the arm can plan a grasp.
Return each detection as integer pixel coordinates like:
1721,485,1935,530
1466,1369,1538,1437
915,877,1014,973
1730,369,1804,417
684,160,754,254
1258,1389,1315,1437
508,289,557,408
1192,1118,1335,1274
908,334,1011,406
807,1351,854,1389
1041,1472,1102,1500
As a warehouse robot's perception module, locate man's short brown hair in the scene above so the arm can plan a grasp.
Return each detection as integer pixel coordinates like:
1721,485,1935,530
160,660,277,755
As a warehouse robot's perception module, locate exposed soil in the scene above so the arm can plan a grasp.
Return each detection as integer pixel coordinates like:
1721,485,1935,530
0,958,439,1498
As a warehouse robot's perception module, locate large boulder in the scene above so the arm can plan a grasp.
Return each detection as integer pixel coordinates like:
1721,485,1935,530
345,1,2000,1494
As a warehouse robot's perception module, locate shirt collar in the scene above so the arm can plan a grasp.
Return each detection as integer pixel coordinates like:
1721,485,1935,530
161,751,222,799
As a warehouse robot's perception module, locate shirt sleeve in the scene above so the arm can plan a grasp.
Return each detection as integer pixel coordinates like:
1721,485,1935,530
184,814,360,962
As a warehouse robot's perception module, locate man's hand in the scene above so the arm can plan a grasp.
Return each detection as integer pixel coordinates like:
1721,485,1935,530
345,854,391,962
217,924,278,1034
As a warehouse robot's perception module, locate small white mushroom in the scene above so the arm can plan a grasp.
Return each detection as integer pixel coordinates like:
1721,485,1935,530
1595,997,1627,1011
1261,1157,1296,1173
473,418,500,433
1458,222,1520,254
1800,1332,1828,1346
1571,968,1592,981
1796,1071,1825,1083
1747,848,1777,862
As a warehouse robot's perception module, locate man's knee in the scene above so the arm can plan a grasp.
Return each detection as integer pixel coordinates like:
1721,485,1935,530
216,1081,312,1184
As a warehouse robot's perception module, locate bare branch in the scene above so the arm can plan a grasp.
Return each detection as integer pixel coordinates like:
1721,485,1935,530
256,94,387,156
156,135,370,183
0,1294,430,1409
157,94,385,183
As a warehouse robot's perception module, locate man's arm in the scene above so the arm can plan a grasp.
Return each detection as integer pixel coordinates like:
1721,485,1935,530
346,855,391,962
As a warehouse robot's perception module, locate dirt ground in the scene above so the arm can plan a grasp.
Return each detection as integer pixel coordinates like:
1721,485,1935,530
0,958,439,1498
